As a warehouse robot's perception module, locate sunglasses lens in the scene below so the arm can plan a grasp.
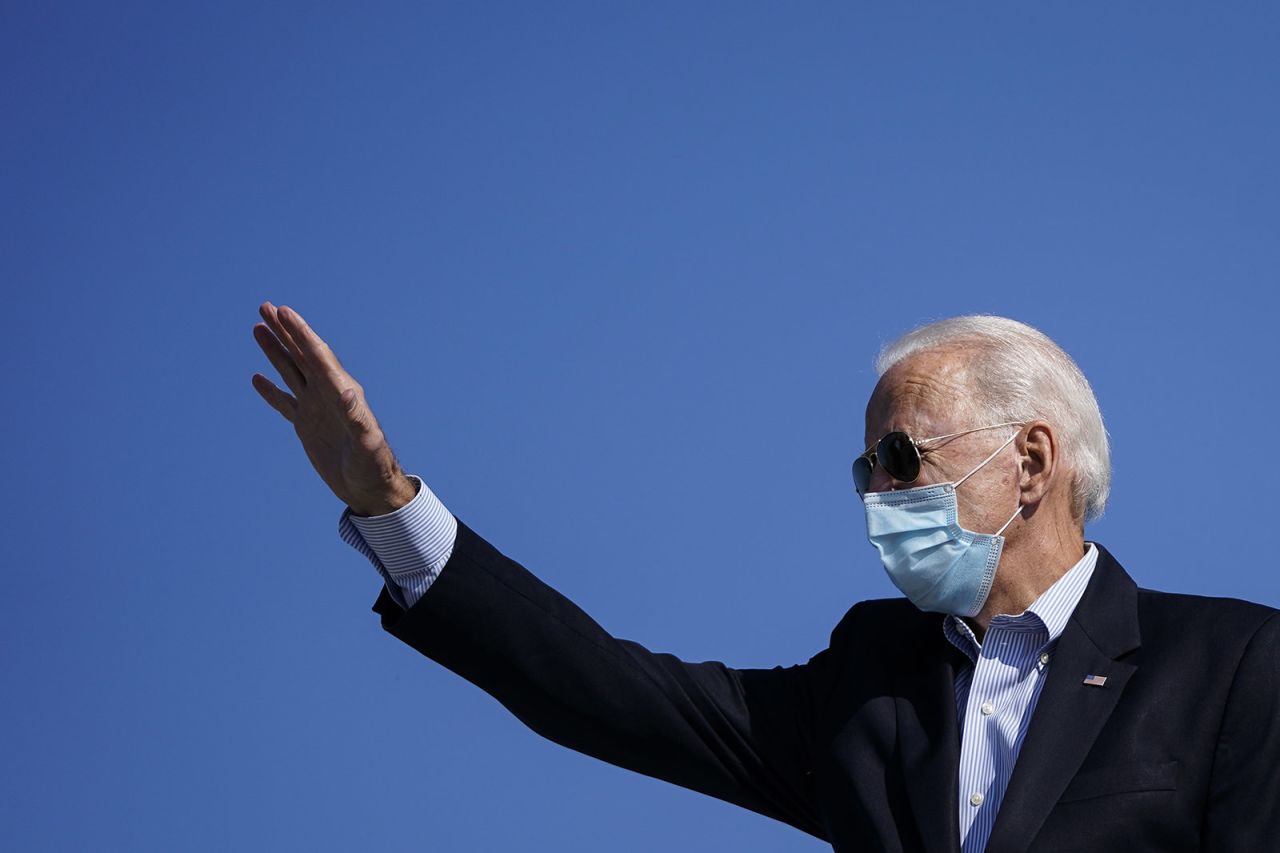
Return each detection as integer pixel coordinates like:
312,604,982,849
852,457,872,493
879,432,921,483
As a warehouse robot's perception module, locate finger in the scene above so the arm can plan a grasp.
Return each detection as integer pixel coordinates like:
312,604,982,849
252,373,298,423
259,302,309,378
277,305,348,387
253,323,306,394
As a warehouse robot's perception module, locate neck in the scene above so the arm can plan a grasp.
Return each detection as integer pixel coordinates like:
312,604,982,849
969,520,1086,638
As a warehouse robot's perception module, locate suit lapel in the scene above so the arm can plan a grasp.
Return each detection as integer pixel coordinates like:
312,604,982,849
896,622,964,853
984,545,1142,853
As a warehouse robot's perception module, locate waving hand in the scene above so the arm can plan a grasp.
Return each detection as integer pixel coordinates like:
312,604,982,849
251,302,417,516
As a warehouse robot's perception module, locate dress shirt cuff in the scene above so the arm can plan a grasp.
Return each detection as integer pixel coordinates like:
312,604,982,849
337,474,457,610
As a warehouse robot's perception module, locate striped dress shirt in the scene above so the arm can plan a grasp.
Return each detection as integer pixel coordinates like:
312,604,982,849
945,544,1097,853
338,475,455,611
339,476,1098,851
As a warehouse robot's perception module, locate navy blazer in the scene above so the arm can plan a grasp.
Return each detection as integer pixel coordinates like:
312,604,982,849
373,521,1280,852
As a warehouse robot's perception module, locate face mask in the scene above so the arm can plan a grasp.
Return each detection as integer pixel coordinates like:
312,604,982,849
861,430,1022,616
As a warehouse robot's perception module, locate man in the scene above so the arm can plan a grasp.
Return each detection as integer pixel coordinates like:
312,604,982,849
252,304,1278,852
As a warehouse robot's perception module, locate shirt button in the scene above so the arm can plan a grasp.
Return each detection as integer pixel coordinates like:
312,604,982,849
970,792,985,807
1040,652,1050,665
980,702,995,716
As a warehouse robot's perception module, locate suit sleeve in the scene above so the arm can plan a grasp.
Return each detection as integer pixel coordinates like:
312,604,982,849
1203,610,1280,851
372,518,833,840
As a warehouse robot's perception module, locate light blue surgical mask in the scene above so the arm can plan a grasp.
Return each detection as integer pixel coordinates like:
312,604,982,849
861,430,1022,616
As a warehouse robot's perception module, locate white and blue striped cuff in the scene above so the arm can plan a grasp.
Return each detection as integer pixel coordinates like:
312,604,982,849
337,474,458,610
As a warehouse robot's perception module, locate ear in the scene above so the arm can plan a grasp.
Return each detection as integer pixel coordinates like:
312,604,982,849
1016,421,1057,506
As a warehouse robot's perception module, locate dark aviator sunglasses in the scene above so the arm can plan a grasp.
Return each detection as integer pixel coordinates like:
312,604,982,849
853,421,1025,495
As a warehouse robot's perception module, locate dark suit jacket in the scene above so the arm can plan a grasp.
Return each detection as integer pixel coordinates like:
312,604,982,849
373,521,1280,852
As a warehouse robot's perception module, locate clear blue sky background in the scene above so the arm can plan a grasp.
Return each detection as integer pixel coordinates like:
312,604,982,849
4,4,1279,851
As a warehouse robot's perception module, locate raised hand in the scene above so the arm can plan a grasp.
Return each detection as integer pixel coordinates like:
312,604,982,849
251,302,418,516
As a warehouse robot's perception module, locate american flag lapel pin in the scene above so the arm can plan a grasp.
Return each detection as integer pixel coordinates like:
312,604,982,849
1082,674,1108,687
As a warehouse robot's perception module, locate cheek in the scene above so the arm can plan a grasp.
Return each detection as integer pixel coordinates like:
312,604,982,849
957,471,1020,531
958,495,1007,533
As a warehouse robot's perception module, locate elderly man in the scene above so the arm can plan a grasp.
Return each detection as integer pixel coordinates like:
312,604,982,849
253,306,1278,852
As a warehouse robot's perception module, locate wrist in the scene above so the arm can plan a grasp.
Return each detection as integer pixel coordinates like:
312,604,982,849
349,475,419,517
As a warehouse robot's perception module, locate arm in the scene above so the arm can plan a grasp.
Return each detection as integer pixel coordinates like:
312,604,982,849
1203,611,1280,851
251,302,832,838
373,518,832,839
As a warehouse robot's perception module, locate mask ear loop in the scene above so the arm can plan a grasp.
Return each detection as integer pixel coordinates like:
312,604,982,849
996,502,1022,536
951,428,1026,536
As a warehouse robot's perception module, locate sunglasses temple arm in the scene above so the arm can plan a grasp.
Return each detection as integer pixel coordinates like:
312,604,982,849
919,420,1026,447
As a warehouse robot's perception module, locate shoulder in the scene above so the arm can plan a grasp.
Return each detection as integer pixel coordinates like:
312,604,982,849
1089,542,1277,653
1135,586,1277,634
827,596,938,651
1133,586,1279,672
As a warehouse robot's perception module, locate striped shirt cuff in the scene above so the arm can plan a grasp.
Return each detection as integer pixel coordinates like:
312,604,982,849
337,475,458,610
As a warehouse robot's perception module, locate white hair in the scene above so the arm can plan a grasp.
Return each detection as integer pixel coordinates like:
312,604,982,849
876,315,1111,522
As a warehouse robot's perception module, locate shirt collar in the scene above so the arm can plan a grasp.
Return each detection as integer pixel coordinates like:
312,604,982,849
944,543,1099,657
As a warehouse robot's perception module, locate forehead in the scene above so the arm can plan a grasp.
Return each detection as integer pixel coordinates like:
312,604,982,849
864,348,975,442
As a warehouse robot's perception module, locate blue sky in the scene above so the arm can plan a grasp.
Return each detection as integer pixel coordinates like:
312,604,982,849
4,4,1278,851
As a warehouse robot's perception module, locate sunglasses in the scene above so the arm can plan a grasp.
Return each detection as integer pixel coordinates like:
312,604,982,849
853,421,1025,494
